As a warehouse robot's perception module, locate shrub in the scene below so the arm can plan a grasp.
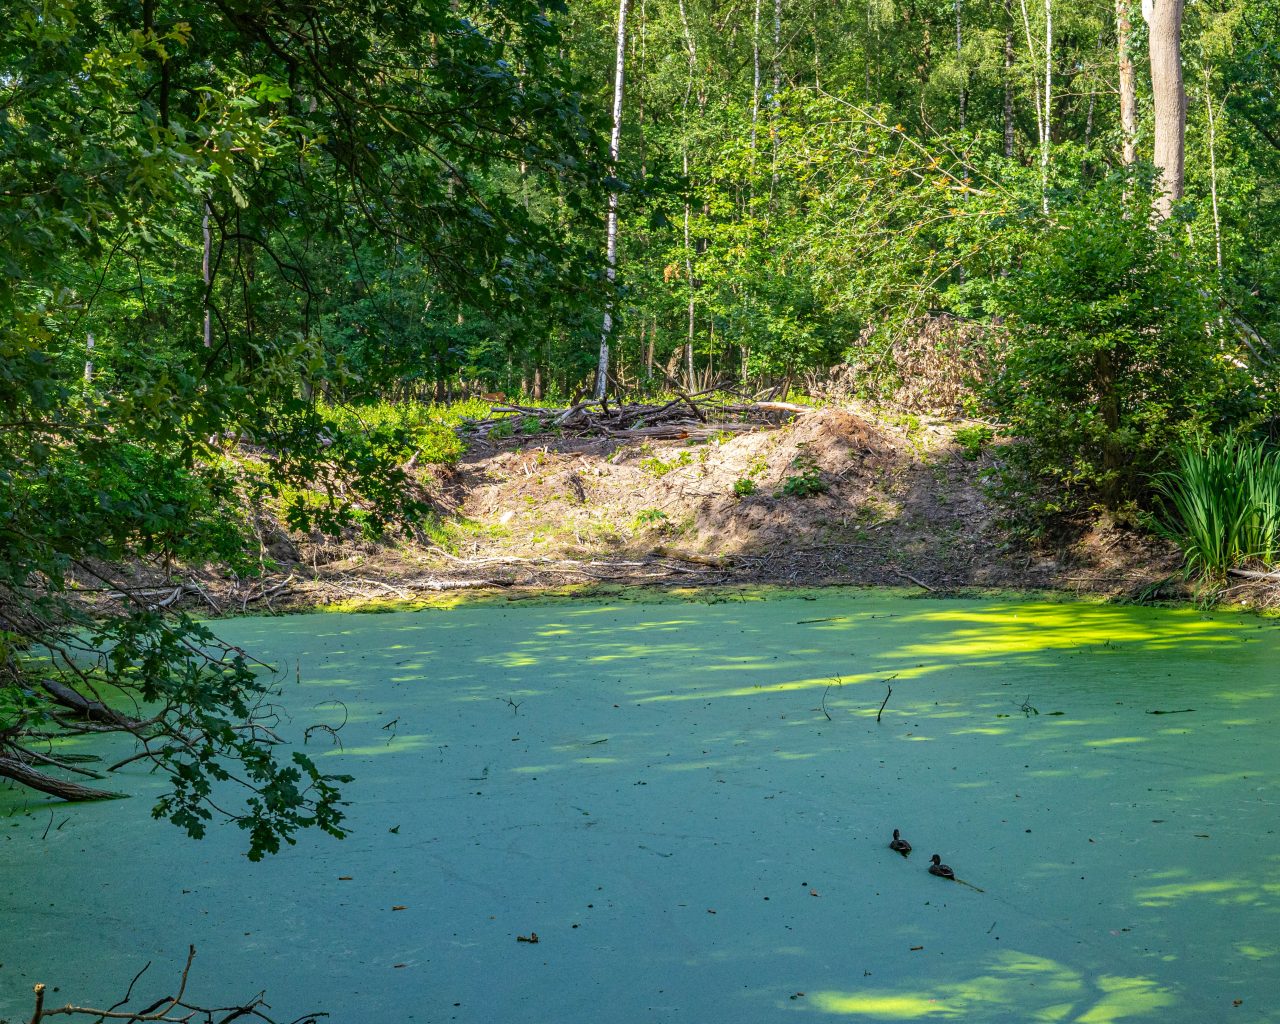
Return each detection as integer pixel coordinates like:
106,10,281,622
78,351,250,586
640,451,694,478
954,424,994,461
318,401,464,466
986,173,1250,509
781,463,827,497
632,508,669,529
1152,437,1280,578
733,478,758,497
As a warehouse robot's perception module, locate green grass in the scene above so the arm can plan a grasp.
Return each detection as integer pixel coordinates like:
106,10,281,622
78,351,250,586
639,451,694,478
1152,436,1280,578
316,400,467,466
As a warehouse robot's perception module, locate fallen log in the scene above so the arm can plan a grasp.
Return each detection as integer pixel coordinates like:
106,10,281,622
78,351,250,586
41,679,145,730
1226,567,1280,583
750,400,812,414
0,755,125,801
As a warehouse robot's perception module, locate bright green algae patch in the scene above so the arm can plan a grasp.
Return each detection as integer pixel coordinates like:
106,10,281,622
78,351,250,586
2,590,1279,1023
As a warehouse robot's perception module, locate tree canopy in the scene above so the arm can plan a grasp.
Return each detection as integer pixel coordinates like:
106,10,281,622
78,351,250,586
0,0,599,857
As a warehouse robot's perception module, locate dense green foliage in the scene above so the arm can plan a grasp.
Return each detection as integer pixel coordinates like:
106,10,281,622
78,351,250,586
0,0,597,855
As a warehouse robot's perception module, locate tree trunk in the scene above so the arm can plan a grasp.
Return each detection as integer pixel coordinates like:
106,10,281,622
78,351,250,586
1003,1,1015,157
202,197,212,349
771,0,782,196
677,0,699,394
636,0,647,181
1118,0,1136,164
751,0,762,152
955,0,967,130
1085,31,1103,147
1017,0,1049,210
1145,0,1185,219
812,7,821,89
1204,69,1223,275
1041,0,1052,214
595,0,631,400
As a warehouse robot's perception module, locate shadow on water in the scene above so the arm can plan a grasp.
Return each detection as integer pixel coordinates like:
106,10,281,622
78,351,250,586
2,589,1278,1023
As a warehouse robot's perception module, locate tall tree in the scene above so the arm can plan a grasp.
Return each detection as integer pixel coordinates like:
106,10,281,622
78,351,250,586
1118,0,1137,165
596,0,632,398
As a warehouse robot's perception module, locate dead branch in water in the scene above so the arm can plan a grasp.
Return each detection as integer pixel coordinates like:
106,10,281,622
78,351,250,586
876,675,899,723
0,755,125,801
28,945,326,1023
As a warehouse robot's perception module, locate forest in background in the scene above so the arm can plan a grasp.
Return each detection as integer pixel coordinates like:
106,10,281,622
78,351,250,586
4,0,1280,847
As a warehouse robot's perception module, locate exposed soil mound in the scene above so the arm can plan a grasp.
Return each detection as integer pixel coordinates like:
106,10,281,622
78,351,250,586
450,408,908,566
426,404,1179,595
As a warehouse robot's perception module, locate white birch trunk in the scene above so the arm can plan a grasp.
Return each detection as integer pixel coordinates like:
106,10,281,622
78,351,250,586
202,197,212,349
751,0,762,153
595,0,631,400
677,0,698,392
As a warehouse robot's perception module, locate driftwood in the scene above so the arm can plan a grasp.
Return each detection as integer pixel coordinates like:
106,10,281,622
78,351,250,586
467,393,811,441
105,585,184,609
893,569,937,592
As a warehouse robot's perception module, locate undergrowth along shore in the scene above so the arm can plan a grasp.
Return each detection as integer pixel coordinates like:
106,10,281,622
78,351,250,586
320,395,1280,588
128,397,1280,616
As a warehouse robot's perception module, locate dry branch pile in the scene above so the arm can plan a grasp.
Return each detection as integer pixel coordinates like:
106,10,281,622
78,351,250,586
465,392,812,442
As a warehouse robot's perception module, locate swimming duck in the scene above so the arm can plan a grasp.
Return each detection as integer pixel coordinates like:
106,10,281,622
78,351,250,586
889,829,912,856
929,854,955,880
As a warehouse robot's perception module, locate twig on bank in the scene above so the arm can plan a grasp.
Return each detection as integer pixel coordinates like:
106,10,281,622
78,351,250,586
894,569,936,592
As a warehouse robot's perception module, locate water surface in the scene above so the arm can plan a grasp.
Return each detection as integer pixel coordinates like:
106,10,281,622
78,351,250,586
2,590,1278,1022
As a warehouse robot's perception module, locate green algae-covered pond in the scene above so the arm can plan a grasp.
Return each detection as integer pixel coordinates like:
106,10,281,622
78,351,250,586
3,589,1279,1022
